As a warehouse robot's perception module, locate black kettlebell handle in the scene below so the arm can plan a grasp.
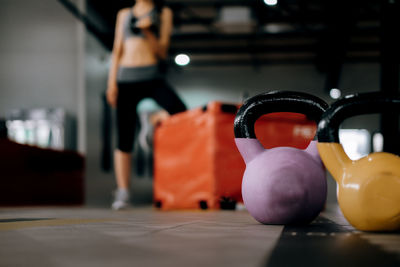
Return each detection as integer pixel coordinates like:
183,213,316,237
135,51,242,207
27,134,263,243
234,91,329,139
317,92,400,143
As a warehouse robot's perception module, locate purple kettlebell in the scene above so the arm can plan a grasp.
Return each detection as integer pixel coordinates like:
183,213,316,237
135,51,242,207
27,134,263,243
234,91,328,225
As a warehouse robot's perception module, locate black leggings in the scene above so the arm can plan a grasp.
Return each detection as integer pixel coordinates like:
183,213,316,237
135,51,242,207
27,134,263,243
116,78,186,152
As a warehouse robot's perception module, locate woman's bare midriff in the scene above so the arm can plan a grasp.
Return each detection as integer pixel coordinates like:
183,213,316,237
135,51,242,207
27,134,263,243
119,38,158,67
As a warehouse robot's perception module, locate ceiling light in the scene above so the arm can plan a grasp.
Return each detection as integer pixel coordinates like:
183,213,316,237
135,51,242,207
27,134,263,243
175,54,190,66
264,0,278,6
330,88,341,99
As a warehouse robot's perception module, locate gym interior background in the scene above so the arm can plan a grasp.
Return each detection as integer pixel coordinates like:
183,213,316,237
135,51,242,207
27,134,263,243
0,0,399,266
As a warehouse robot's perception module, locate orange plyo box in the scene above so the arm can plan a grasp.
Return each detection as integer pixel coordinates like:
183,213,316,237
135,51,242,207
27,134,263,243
153,101,316,210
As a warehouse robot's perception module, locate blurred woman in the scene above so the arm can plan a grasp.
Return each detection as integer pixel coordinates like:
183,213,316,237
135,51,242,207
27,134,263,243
107,0,186,210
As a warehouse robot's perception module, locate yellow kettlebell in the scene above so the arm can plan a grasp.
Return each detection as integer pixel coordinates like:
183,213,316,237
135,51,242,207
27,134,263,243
317,92,400,231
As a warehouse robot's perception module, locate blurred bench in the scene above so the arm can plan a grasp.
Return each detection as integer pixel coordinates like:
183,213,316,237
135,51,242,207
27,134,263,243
0,139,84,206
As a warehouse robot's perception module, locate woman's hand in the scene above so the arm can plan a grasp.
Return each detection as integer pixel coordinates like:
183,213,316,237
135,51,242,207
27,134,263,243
106,85,118,108
136,16,152,29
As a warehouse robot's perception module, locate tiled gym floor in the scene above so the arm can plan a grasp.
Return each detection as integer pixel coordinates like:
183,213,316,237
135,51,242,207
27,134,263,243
0,205,399,267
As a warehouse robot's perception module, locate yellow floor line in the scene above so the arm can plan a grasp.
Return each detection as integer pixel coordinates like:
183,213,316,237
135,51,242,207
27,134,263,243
0,218,111,231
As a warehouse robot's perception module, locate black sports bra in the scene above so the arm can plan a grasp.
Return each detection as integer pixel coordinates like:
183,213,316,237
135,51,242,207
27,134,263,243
123,8,160,40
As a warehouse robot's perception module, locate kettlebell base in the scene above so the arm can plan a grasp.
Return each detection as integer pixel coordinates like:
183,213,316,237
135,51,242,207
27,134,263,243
243,159,325,226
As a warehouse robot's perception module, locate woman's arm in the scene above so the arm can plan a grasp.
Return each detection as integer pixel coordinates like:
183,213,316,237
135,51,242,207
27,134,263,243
141,7,173,59
107,9,127,108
